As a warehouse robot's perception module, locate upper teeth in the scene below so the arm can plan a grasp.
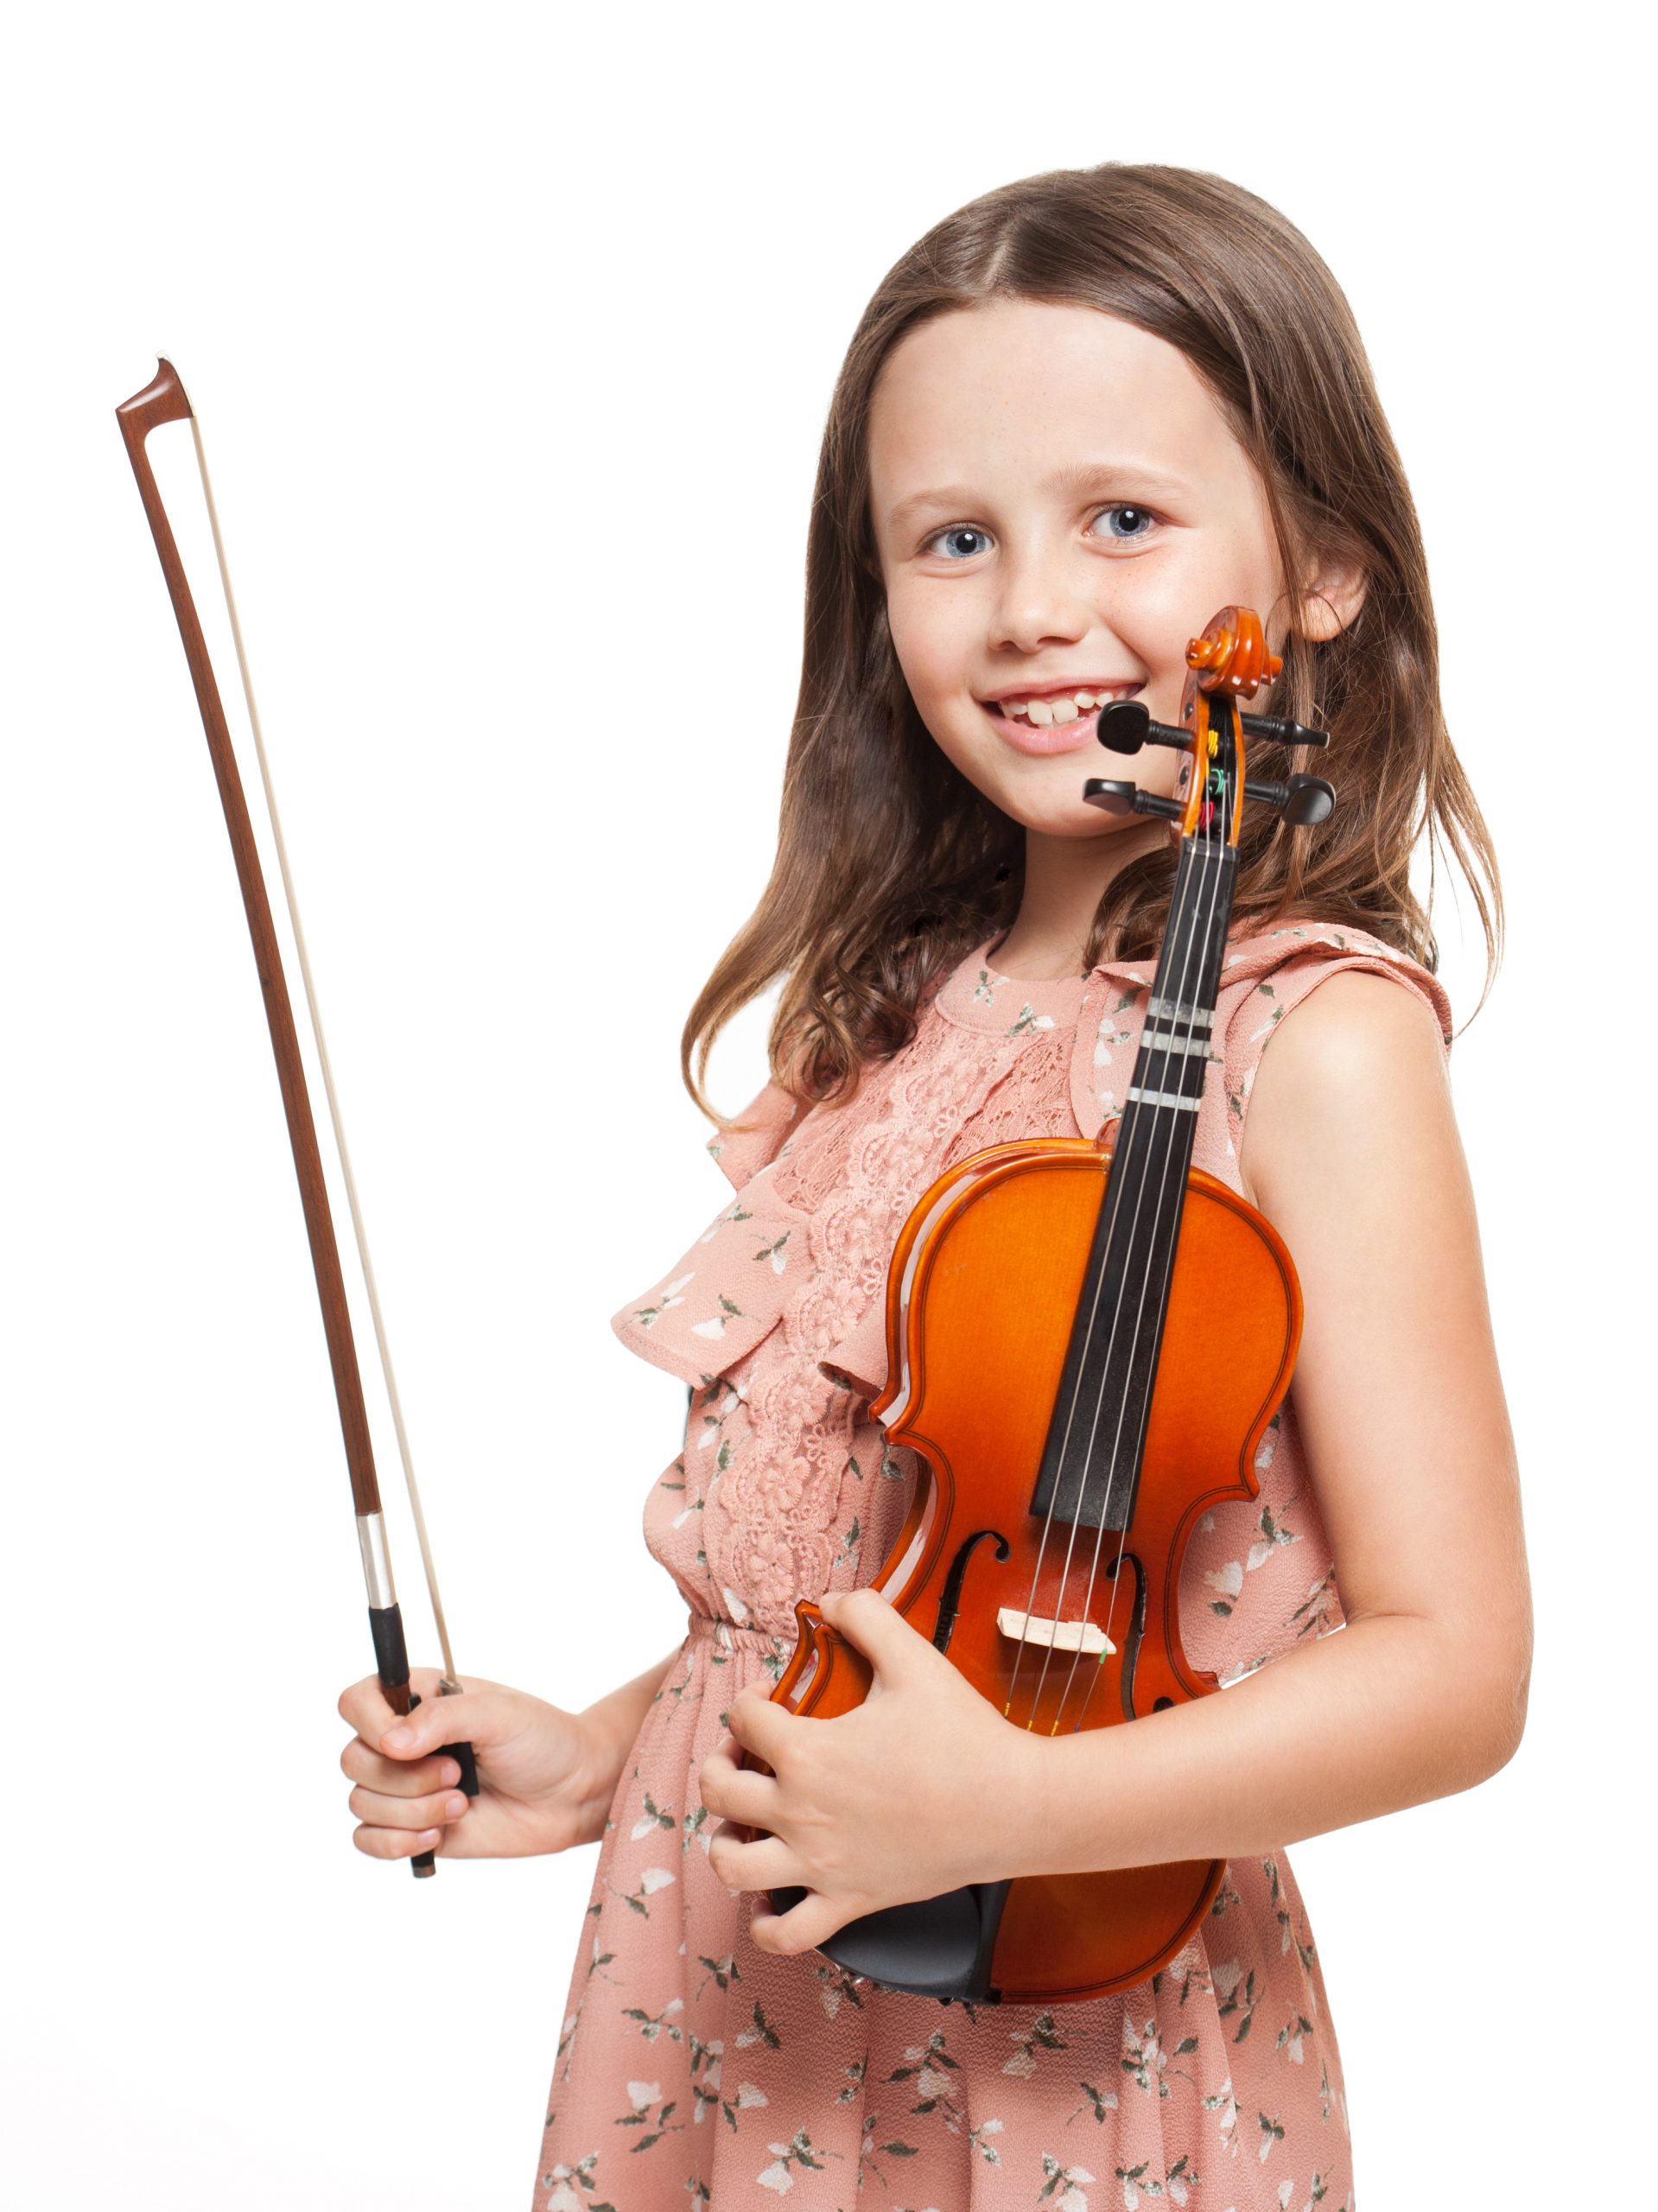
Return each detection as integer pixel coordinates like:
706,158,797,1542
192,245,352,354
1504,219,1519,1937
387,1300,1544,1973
1001,688,1128,727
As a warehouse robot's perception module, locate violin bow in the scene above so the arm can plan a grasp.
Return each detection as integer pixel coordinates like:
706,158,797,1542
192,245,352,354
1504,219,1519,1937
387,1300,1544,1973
116,359,476,1878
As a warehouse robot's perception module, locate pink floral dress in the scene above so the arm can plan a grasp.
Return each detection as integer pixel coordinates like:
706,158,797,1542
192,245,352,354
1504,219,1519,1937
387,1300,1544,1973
534,922,1451,2212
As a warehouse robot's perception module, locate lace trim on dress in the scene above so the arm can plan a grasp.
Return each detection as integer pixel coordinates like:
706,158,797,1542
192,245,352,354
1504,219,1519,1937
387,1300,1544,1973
697,1004,1080,1630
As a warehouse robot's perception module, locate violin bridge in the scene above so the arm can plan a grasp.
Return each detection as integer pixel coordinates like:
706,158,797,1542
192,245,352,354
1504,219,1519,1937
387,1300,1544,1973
996,1607,1115,1658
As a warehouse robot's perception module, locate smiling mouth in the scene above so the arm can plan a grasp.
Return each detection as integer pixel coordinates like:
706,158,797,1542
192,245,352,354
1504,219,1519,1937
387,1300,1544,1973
987,683,1144,728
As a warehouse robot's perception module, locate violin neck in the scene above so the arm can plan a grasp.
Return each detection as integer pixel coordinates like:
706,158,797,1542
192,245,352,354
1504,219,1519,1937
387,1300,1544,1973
1032,832,1238,1535
1118,832,1237,1160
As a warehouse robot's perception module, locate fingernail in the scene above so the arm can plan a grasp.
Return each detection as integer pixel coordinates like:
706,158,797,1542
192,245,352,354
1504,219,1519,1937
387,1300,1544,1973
440,1759,461,1787
419,1827,441,1846
382,1726,414,1751
445,1794,469,1818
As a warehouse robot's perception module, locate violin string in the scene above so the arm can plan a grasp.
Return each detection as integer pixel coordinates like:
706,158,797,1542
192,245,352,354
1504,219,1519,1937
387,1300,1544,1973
189,415,462,1693
1000,848,1204,1728
1003,796,1210,1729
1057,721,1236,1738
1005,784,1213,1732
1049,791,1227,1733
1016,852,1211,1732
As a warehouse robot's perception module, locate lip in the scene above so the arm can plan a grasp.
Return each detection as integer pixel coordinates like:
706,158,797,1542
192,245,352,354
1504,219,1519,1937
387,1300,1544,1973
984,700,1103,755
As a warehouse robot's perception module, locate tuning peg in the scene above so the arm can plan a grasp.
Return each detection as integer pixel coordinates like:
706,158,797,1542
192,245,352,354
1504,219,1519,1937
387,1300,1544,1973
1239,711,1330,749
1097,700,1148,753
1097,700,1191,755
1083,779,1185,821
1243,773,1336,826
1282,773,1335,824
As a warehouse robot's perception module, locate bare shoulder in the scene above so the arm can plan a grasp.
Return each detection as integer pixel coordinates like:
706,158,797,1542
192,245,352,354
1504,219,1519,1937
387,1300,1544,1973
1238,968,1458,1216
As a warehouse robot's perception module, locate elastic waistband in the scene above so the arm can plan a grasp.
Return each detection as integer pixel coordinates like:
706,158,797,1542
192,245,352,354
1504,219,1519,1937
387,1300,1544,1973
686,1611,794,1656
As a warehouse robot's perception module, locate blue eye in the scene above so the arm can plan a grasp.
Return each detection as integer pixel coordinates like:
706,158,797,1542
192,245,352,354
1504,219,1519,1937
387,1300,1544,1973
928,525,992,561
1092,505,1158,543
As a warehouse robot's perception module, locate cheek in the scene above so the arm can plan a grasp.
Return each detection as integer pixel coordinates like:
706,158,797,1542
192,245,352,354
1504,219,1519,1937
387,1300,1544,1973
885,583,974,707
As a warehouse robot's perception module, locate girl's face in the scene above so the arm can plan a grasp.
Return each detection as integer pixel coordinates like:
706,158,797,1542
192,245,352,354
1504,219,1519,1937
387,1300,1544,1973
867,300,1293,843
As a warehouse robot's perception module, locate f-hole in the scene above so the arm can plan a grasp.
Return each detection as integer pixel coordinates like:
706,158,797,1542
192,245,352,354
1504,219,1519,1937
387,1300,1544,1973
933,1529,1011,1656
1111,1553,1147,1721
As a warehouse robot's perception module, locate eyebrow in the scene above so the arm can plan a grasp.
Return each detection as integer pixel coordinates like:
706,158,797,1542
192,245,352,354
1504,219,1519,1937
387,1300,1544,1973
884,460,1192,534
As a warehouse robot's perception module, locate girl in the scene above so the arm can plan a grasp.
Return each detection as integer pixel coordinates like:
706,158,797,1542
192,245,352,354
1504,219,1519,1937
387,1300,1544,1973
338,163,1530,2208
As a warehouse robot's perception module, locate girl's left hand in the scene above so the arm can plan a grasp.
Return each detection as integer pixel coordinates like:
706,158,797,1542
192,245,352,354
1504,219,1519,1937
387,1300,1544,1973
698,1587,1044,1957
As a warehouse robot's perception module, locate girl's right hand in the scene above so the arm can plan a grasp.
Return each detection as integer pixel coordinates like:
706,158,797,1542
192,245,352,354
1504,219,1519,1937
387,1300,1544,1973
337,1668,623,1864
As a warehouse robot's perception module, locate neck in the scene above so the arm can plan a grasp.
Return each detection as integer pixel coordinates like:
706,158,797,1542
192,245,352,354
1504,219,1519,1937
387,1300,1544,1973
994,819,1172,980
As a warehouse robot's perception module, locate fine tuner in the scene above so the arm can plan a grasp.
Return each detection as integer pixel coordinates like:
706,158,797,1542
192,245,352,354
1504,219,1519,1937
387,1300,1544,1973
1085,696,1336,829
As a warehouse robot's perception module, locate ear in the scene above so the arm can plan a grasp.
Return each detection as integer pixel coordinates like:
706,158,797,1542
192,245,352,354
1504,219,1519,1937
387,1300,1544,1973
1295,559,1367,644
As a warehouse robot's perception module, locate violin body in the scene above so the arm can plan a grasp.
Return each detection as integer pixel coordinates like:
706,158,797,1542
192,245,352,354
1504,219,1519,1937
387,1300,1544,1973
771,1128,1299,2005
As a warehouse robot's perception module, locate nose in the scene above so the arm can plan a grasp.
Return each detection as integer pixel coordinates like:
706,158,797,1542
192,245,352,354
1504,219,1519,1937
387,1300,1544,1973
988,535,1094,655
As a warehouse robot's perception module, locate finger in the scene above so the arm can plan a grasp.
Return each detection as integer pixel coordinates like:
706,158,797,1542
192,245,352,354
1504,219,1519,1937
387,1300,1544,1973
708,1825,797,1897
748,1885,854,1959
724,1688,803,1769
340,1738,462,1796
336,1666,451,1743
816,1586,924,1683
698,1741,779,1829
348,1782,472,1833
337,1674,399,1740
372,1684,490,1764
352,1818,448,1863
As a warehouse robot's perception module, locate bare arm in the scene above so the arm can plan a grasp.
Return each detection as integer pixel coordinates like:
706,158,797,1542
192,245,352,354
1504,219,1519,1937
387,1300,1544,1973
1010,969,1532,1874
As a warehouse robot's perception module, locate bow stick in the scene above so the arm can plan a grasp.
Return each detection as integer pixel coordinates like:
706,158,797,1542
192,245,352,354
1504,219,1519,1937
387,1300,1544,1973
116,359,476,1878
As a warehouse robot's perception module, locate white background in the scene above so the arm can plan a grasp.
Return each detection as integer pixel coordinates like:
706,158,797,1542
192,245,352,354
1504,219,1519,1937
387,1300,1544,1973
1,5,1648,2206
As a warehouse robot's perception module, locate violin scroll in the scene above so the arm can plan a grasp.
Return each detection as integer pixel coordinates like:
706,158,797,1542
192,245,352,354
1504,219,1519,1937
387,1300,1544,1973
1185,603,1281,696
1085,603,1334,840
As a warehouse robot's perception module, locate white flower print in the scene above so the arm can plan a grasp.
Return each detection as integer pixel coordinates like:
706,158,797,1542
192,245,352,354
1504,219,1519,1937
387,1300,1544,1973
1039,2152,1096,2210
699,1200,752,1245
631,1792,676,1842
540,2151,607,2210
690,1294,744,1339
754,2128,832,2193
754,1229,792,1274
634,1272,694,1329
970,2115,1005,2167
1004,2010,1068,2077
1202,2070,1241,2152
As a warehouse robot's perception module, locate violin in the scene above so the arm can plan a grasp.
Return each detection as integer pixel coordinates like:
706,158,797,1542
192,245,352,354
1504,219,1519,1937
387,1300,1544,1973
761,607,1337,2005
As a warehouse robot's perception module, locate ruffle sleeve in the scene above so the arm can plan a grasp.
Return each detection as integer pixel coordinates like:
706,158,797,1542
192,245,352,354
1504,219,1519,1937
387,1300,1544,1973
1198,920,1452,1181
703,1077,804,1192
609,1079,811,1392
1217,918,1452,1046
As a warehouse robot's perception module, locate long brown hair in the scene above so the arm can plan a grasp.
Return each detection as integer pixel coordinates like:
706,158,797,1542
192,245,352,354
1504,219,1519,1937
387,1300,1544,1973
683,162,1501,1125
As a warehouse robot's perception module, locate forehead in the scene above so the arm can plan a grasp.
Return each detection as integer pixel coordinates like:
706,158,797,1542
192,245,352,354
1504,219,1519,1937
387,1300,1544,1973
867,299,1245,511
